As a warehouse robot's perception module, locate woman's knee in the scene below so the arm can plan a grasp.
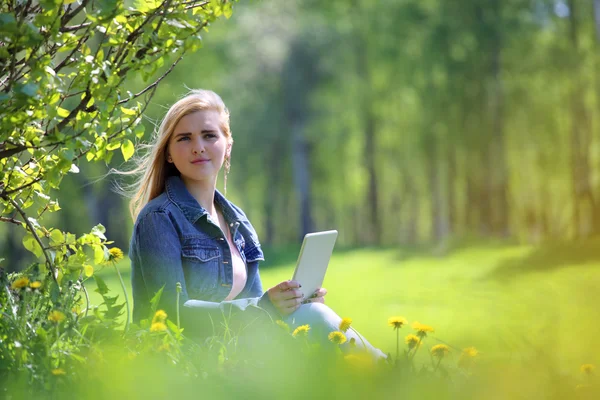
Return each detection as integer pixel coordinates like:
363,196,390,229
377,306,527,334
288,302,341,332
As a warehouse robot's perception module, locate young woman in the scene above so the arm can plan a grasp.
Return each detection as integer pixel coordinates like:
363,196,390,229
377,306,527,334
128,89,385,359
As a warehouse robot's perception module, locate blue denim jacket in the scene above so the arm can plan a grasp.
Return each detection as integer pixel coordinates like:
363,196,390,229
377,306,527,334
129,176,276,335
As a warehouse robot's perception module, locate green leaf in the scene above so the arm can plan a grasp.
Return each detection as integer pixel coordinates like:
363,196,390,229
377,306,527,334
91,224,107,240
120,106,137,116
49,229,64,246
121,139,134,161
57,107,70,118
22,233,44,258
94,245,107,264
149,285,165,315
94,275,110,295
106,141,120,151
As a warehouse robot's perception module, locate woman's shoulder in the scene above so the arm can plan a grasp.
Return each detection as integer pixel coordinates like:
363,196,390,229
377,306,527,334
134,192,173,226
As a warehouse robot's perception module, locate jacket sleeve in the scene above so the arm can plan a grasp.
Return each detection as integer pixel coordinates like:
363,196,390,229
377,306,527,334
132,211,279,336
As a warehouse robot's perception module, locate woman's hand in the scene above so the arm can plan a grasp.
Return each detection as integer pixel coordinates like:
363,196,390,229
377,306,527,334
304,288,327,304
267,280,304,316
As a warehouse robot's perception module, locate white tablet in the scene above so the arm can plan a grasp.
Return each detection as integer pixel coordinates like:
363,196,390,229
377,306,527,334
291,230,338,299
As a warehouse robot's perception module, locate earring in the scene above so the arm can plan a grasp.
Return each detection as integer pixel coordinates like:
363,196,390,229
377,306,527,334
224,155,230,196
167,156,172,162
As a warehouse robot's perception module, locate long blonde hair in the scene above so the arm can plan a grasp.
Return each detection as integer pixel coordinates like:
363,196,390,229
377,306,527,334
125,89,233,220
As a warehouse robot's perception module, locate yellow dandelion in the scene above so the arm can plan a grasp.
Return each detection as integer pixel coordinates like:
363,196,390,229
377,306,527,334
29,281,42,289
11,277,29,290
71,305,81,315
339,317,353,333
412,321,435,338
150,322,167,332
152,309,167,323
275,320,290,333
328,331,347,345
458,347,479,369
405,334,421,350
581,364,596,375
84,265,94,277
462,347,478,357
51,368,66,376
158,343,171,352
431,344,450,359
292,324,310,337
388,316,407,330
108,247,124,262
48,310,66,323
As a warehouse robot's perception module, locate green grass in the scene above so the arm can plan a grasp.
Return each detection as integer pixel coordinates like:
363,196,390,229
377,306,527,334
89,239,600,374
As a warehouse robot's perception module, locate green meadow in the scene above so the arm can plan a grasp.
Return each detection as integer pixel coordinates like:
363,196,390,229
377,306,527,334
91,239,600,376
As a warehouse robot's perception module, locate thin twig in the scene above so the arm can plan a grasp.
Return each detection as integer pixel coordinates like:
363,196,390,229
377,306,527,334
117,53,185,105
0,216,23,226
2,194,58,286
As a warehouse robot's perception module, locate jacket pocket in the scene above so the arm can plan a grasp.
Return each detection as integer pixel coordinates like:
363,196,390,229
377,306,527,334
181,239,221,296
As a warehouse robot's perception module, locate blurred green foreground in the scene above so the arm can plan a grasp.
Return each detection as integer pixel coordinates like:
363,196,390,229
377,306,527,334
75,239,600,400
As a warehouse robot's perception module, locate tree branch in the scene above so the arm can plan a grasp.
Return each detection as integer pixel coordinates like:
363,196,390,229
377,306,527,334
118,53,185,105
0,216,23,226
1,194,58,286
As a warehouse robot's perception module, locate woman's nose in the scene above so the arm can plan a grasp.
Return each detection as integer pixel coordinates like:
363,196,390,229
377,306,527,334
192,140,205,154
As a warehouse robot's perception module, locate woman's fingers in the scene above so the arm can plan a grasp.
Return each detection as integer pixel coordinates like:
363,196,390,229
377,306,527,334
271,288,304,302
276,280,301,291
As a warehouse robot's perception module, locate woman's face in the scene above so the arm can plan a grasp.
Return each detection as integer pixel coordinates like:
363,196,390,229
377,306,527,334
167,110,230,186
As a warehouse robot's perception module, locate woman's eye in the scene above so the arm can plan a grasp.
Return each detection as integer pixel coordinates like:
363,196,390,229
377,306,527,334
177,136,190,142
205,133,217,139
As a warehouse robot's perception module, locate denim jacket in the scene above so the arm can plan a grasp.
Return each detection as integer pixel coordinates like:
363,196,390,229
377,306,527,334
129,176,277,336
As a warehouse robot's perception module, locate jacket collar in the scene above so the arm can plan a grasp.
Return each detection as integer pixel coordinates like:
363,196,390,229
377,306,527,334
165,175,243,225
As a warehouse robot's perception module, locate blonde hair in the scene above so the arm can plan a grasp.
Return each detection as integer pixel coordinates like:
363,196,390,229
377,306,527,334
124,89,233,220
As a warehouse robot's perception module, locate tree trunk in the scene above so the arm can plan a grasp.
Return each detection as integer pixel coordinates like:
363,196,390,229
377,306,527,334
427,131,450,247
568,0,596,237
488,9,510,237
363,109,380,244
291,121,313,238
282,40,319,240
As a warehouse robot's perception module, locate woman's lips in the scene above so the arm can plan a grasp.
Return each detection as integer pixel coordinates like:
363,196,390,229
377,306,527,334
192,159,210,164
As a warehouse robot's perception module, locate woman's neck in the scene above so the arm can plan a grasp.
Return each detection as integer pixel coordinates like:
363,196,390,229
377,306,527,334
181,176,217,215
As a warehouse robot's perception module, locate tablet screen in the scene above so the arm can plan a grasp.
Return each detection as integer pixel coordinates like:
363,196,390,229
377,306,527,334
291,230,338,299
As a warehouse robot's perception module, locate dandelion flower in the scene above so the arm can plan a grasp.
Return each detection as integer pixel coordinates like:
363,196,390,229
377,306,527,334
388,316,407,330
405,334,420,350
158,343,171,352
51,368,66,376
11,277,29,290
108,247,124,262
292,324,310,337
275,320,290,333
431,344,450,359
328,331,347,345
458,347,479,369
412,321,435,338
84,265,94,277
150,322,167,332
153,309,167,323
339,317,353,333
48,310,66,323
29,281,42,289
581,364,596,375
